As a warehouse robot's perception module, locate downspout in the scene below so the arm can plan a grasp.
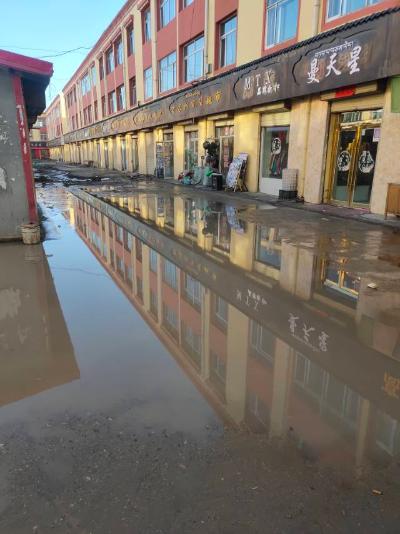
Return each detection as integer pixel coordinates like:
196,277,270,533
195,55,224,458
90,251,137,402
204,0,209,77
312,0,321,37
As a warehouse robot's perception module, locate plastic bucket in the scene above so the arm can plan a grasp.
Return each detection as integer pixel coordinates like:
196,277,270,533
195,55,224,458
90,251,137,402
21,223,41,245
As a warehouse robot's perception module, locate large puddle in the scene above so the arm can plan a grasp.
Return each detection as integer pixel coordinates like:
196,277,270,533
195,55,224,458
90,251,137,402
1,181,400,530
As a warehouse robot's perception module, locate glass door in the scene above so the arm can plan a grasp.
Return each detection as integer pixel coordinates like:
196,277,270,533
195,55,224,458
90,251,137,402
330,110,382,207
352,127,379,205
216,126,234,178
331,127,358,204
120,138,127,171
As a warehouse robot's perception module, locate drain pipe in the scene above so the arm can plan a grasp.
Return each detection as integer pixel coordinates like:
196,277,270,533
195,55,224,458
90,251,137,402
312,0,321,36
204,0,209,77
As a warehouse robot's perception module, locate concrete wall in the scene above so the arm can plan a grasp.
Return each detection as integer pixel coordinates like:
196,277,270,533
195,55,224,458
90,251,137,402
0,70,31,240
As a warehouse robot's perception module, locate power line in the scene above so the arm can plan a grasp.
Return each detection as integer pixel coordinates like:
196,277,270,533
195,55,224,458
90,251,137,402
37,46,94,59
0,45,93,58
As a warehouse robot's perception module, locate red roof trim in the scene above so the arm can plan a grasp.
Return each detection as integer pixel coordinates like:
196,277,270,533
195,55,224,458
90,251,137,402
0,49,53,77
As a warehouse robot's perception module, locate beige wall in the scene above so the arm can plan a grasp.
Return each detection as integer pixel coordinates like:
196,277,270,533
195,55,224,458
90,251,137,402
234,111,261,193
173,125,185,177
303,97,330,204
236,0,263,66
371,81,400,215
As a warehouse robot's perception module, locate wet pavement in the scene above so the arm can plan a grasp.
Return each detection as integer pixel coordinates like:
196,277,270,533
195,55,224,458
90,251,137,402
1,178,400,533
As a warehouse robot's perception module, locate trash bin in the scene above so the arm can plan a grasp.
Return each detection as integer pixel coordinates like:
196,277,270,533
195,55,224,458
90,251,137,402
211,173,223,191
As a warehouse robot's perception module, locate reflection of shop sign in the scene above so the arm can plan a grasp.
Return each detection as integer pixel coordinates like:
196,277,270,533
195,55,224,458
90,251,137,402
337,150,351,172
236,289,268,311
271,138,282,155
307,41,363,84
358,150,375,173
289,313,329,353
242,68,280,100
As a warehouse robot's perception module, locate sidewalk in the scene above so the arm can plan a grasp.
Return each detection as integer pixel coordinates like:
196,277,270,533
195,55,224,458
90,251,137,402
36,162,400,229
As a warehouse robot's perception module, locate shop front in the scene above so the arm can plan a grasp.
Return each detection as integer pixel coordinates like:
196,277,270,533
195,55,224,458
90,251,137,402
327,108,383,208
258,110,291,196
120,136,128,171
184,129,199,171
156,131,174,178
215,125,234,178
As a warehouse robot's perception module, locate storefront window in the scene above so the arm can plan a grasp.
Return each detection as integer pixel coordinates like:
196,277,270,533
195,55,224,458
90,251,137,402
261,126,289,180
184,131,199,170
156,132,174,178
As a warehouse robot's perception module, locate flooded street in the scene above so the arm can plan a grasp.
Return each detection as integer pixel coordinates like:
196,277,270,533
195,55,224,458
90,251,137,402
1,180,400,533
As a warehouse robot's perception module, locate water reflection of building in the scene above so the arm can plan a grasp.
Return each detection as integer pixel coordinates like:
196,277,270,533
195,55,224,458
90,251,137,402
0,244,78,407
73,188,400,472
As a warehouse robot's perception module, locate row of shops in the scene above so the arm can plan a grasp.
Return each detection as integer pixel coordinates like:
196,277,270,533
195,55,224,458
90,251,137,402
48,8,400,215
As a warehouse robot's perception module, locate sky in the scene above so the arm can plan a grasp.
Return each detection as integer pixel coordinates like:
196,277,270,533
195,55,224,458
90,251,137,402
1,0,127,105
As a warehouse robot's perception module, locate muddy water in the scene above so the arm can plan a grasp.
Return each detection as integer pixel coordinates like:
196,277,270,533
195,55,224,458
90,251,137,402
1,181,400,533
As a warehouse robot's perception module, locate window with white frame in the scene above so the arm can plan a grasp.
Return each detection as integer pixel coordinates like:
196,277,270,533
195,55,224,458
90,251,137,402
81,73,91,95
160,0,176,27
183,0,194,7
183,274,202,308
163,259,178,290
149,249,158,272
117,85,126,110
266,0,299,48
106,47,115,73
90,64,96,86
144,67,153,99
159,51,176,92
144,8,151,42
127,25,135,55
327,0,381,19
184,35,204,82
108,90,117,114
220,15,237,67
115,38,123,66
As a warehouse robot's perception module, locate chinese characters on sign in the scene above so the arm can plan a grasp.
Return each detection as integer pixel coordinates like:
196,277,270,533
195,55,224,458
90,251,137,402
307,41,363,85
170,90,223,114
242,68,280,100
289,313,329,353
236,289,268,312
